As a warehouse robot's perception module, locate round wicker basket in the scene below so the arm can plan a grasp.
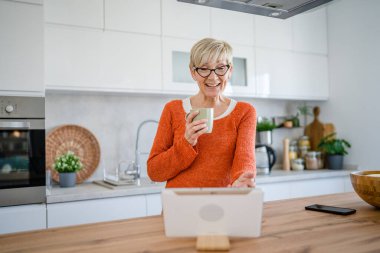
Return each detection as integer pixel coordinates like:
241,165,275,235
46,125,101,184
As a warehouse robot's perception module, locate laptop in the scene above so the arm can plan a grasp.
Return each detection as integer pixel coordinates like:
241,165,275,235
162,187,264,237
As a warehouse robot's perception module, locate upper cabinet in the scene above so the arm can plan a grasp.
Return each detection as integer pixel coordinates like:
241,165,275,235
45,26,162,92
292,7,328,55
211,8,254,46
255,16,292,50
105,0,161,35
44,0,103,29
0,0,44,96
162,0,210,39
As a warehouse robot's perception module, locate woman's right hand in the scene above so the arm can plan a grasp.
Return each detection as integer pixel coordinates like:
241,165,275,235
185,111,208,146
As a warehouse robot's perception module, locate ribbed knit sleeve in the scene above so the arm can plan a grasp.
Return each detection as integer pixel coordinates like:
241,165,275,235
230,103,256,182
147,101,198,182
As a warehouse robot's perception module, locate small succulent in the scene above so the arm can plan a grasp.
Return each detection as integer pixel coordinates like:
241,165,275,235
53,151,83,173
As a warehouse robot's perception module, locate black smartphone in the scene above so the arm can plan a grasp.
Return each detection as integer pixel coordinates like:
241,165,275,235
305,204,356,215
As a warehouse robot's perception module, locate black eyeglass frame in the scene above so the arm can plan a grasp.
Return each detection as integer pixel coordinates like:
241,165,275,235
192,64,231,78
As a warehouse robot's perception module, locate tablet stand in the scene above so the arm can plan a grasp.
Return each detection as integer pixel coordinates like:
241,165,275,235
196,235,230,251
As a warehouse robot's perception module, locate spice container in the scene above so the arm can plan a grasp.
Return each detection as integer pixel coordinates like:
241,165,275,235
291,158,304,171
298,136,311,149
305,151,323,170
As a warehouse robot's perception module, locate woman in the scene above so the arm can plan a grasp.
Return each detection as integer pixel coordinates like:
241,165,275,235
147,38,256,188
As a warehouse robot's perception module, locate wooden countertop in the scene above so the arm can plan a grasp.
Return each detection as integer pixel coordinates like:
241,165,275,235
1,193,379,253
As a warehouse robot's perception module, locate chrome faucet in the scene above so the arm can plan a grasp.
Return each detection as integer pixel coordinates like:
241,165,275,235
134,119,159,179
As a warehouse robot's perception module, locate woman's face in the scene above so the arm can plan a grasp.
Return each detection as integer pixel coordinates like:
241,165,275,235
190,60,233,98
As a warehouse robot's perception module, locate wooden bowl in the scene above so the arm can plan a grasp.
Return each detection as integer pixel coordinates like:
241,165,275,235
350,171,380,208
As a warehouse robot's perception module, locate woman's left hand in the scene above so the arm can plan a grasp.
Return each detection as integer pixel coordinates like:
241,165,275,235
229,171,255,188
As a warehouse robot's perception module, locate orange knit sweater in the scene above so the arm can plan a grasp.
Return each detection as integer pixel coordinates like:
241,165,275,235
147,100,256,188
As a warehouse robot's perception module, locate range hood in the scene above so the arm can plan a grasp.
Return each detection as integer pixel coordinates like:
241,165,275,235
177,0,333,19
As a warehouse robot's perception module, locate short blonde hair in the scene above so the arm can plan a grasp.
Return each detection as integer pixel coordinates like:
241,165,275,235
189,38,233,68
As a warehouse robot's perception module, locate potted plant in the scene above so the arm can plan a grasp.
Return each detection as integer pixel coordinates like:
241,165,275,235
297,103,313,127
53,151,83,187
318,133,351,170
256,119,276,145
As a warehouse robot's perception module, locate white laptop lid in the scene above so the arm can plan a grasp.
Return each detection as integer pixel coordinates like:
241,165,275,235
162,188,263,238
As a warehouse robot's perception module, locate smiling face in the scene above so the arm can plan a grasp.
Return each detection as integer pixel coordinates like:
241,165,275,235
190,60,233,98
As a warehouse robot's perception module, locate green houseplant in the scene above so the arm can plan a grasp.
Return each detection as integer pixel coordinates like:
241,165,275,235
318,133,351,170
256,119,276,145
54,151,83,187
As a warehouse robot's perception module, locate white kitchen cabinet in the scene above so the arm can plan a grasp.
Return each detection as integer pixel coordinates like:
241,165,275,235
0,0,44,96
44,0,103,29
105,0,160,35
0,204,46,234
290,177,345,198
257,182,290,201
162,0,210,39
292,7,328,55
211,8,254,46
47,195,146,228
45,26,162,92
256,48,328,100
146,193,162,216
255,15,292,50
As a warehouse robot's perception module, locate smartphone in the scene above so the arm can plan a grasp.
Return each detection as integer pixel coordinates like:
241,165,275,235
305,204,356,215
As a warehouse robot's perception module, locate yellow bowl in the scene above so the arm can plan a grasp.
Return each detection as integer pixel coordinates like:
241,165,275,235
350,171,380,208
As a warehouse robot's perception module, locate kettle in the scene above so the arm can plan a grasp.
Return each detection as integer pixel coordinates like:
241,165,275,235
255,144,276,175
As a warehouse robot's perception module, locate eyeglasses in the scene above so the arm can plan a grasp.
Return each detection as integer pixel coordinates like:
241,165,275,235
193,65,230,78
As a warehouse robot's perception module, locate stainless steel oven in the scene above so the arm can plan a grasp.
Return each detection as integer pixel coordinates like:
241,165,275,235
0,96,45,207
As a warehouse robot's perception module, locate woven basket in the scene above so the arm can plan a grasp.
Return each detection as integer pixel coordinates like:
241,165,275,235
46,125,101,184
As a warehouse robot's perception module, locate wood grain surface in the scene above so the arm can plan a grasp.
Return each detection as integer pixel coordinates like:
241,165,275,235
1,193,379,253
304,106,325,151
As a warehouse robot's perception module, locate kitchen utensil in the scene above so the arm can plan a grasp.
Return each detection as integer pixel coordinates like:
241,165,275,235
304,106,324,151
255,144,276,175
283,138,290,171
323,123,336,137
350,170,380,208
46,125,100,184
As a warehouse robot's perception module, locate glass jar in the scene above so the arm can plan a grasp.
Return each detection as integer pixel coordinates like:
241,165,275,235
289,145,298,160
298,136,311,149
299,146,309,159
305,151,323,170
291,158,304,171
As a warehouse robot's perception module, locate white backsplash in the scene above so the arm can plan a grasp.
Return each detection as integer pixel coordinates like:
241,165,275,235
46,93,314,182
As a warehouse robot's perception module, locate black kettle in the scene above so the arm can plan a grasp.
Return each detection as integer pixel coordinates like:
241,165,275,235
255,144,277,175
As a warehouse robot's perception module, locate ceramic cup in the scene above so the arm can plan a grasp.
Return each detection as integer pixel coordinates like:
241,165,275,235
190,108,214,133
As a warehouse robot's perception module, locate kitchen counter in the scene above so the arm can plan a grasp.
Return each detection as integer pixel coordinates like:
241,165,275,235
47,168,355,203
2,192,379,253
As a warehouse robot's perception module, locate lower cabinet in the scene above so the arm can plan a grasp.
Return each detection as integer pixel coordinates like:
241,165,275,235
257,176,353,202
146,193,162,216
47,195,146,228
0,204,46,234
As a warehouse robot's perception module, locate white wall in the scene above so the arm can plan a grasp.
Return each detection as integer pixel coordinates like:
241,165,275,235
320,0,380,169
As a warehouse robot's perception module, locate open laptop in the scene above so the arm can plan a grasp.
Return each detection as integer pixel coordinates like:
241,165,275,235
162,187,263,237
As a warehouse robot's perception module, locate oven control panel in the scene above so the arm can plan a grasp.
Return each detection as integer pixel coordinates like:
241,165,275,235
0,96,44,119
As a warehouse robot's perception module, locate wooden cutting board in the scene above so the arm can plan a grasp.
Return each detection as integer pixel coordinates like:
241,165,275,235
304,107,335,151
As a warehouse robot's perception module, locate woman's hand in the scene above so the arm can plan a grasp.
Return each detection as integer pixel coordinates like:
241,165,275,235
229,171,255,188
185,110,208,146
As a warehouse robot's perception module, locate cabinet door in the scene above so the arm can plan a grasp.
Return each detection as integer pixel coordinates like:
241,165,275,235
105,0,160,35
256,48,328,100
290,177,345,198
257,183,290,202
162,37,198,93
292,7,327,55
146,193,162,216
255,15,292,50
45,26,162,91
162,0,210,39
44,0,103,29
0,1,44,96
211,8,254,46
47,196,146,228
0,204,46,234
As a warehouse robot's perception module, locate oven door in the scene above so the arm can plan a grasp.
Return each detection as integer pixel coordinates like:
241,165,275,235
0,119,45,207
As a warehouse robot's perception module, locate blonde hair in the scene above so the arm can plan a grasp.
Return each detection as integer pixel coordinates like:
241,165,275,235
189,38,233,68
